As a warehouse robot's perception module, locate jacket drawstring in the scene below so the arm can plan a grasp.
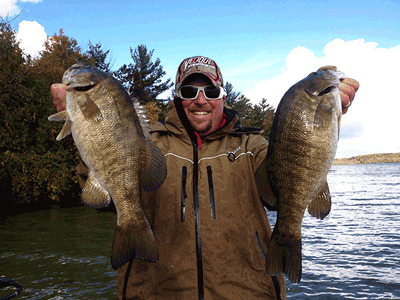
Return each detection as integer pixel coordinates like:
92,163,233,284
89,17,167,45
181,166,187,222
206,166,216,220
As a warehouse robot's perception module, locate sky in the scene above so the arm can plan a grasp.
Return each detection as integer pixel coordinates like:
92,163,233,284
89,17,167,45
2,0,400,158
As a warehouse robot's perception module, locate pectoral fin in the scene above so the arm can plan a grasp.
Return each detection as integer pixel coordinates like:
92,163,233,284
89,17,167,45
307,181,332,220
48,111,71,141
139,139,167,192
79,96,103,122
81,172,111,208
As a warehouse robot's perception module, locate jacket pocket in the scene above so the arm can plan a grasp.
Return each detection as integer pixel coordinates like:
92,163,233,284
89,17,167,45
181,166,187,222
207,166,216,220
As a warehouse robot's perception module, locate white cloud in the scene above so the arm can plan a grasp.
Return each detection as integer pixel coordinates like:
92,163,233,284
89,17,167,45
245,39,400,158
0,0,19,17
16,20,47,57
0,0,42,17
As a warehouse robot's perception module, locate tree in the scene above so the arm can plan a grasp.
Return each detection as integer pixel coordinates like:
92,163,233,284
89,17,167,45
224,82,241,108
86,40,113,73
114,44,173,103
0,24,81,208
247,98,275,139
232,94,254,127
33,29,92,86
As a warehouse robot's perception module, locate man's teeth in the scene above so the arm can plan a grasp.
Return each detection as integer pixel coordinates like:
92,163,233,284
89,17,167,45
192,111,209,115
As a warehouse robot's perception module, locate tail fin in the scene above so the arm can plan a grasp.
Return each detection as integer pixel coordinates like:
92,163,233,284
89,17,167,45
111,211,159,270
265,230,302,283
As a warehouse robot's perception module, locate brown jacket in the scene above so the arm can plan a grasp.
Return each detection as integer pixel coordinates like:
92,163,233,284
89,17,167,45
117,101,286,300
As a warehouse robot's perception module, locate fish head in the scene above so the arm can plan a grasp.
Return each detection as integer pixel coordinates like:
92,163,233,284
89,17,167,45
302,69,345,133
62,63,111,122
304,69,344,97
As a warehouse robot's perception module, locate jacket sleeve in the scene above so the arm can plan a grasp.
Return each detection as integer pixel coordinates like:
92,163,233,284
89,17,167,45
247,134,277,211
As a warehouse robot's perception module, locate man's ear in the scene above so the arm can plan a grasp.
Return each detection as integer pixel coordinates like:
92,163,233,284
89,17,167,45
222,95,226,103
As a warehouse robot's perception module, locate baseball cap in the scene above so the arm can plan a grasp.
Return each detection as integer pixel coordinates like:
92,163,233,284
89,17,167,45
175,56,224,92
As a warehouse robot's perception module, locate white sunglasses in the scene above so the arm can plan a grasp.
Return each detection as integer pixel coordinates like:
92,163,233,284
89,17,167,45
177,85,225,100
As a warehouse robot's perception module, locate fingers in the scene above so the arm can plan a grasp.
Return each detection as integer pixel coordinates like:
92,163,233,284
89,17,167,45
339,78,360,114
318,65,337,72
51,83,68,112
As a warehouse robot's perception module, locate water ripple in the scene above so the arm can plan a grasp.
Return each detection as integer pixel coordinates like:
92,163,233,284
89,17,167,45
268,163,400,299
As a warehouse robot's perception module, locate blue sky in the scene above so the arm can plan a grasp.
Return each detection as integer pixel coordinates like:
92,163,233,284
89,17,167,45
2,0,400,158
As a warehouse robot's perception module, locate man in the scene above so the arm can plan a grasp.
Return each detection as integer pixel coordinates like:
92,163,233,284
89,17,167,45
51,56,359,300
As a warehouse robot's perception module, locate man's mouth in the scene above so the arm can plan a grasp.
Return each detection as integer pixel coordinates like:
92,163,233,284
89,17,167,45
191,111,209,116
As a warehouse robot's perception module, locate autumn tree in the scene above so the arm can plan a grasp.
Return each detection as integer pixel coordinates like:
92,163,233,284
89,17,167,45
114,44,173,103
0,24,83,209
33,29,92,86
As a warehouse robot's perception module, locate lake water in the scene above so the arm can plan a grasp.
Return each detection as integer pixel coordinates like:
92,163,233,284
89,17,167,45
1,163,399,299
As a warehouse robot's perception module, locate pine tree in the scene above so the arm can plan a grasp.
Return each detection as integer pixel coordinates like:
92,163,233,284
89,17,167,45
114,44,173,103
86,40,113,73
224,82,241,108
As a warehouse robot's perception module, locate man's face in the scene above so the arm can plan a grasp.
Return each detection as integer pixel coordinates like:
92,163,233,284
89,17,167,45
180,76,225,136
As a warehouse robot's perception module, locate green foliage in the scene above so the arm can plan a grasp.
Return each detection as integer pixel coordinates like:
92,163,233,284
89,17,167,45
224,82,241,108
113,44,173,103
86,40,113,73
0,21,81,208
223,81,275,139
1,150,79,204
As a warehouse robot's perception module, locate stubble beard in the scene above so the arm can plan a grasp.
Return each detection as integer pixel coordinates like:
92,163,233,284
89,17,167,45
193,120,212,135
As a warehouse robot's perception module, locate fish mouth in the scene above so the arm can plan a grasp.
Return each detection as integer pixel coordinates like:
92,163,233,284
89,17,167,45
317,86,335,96
305,69,342,96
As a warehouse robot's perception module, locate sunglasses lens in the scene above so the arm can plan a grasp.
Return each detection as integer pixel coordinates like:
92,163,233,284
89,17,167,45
180,86,198,99
204,87,221,99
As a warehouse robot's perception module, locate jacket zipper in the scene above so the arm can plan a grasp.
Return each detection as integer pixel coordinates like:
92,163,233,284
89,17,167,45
206,166,216,220
181,166,187,222
255,232,282,300
192,141,204,300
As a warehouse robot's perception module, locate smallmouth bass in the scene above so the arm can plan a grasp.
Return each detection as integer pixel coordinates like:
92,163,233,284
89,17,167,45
48,63,167,270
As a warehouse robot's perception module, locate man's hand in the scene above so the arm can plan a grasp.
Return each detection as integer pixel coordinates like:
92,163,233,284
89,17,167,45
339,78,359,114
317,65,360,115
51,83,68,112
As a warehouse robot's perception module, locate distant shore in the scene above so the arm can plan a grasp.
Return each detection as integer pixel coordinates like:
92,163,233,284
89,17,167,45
333,152,400,165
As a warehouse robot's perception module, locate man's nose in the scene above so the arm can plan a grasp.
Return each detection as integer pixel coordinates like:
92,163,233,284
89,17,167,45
194,91,207,105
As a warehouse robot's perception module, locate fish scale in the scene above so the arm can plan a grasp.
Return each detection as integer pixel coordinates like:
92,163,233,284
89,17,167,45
49,63,167,270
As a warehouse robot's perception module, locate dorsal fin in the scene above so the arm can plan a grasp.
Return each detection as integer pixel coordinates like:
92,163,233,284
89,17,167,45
132,97,151,138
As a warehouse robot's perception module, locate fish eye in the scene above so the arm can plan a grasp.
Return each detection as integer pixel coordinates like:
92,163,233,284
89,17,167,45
318,86,334,96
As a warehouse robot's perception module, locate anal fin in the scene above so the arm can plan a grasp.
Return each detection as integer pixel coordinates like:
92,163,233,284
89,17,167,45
308,181,332,220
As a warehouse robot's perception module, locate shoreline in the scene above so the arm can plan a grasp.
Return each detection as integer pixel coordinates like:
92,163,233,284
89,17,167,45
333,152,400,165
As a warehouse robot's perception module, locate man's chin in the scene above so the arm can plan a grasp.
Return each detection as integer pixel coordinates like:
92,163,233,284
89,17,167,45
192,123,212,135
